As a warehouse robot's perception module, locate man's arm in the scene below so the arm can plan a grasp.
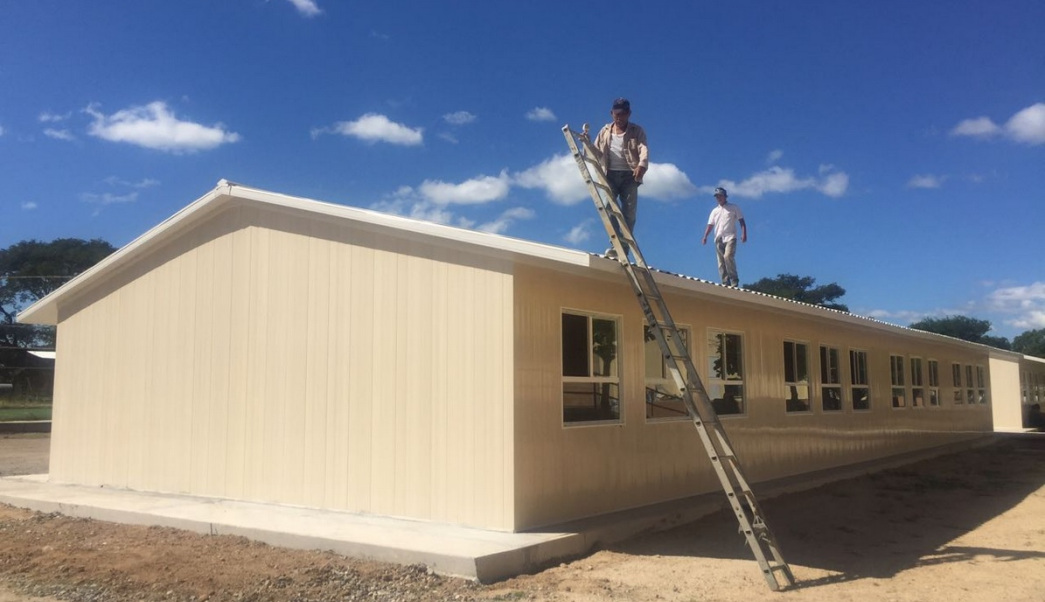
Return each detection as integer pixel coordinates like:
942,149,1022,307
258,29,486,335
739,218,747,243
701,223,714,245
633,125,649,182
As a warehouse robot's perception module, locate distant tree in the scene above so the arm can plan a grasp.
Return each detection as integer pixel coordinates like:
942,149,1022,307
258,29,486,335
744,273,849,312
907,315,1011,350
0,238,116,348
1012,328,1045,358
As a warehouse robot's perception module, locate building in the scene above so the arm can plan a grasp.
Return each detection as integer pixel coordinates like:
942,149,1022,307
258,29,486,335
17,181,1041,532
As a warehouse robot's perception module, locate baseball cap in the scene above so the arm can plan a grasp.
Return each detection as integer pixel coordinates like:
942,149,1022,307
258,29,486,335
714,187,728,197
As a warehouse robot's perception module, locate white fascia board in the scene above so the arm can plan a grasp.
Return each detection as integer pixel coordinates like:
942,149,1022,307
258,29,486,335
17,184,232,325
16,181,593,326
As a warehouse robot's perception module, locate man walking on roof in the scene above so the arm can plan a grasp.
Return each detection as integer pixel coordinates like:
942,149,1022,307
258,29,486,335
592,97,649,259
702,187,747,287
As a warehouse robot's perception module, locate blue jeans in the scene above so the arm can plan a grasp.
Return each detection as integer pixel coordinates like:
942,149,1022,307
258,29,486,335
716,238,739,286
605,170,639,253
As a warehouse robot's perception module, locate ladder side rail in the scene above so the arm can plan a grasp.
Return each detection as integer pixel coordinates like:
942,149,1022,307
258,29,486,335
562,125,794,591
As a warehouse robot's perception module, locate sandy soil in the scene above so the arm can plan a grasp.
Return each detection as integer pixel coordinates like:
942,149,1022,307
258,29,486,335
0,432,1042,601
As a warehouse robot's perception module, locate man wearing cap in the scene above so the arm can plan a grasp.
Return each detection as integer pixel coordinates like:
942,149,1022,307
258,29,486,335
592,97,649,258
701,187,747,287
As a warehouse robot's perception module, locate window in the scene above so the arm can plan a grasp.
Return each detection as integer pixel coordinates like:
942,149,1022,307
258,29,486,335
850,349,870,410
976,365,988,404
562,311,621,424
910,357,925,408
645,325,691,420
928,360,940,407
965,365,975,408
890,354,907,408
952,363,964,405
708,330,745,415
820,345,843,412
783,341,810,412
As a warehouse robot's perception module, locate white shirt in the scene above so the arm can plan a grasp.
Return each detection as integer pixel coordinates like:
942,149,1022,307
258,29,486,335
607,133,629,171
708,203,744,242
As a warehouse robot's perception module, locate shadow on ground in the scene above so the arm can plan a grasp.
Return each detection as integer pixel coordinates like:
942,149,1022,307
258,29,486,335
612,435,1045,588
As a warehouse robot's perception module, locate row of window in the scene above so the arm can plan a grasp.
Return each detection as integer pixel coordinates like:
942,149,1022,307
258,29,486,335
561,310,989,425
1022,371,1045,404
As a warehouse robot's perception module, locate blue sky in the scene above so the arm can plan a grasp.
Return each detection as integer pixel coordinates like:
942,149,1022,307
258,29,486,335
2,1,1043,340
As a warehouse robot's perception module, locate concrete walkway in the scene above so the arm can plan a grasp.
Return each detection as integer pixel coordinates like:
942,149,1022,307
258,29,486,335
0,473,721,582
0,437,994,582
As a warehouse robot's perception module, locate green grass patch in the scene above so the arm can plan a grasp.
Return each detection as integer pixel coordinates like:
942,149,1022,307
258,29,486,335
0,406,52,421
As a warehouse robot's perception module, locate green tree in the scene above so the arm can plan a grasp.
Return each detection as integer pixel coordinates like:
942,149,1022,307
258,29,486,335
907,315,1011,350
744,273,849,312
1012,328,1045,357
1,238,116,348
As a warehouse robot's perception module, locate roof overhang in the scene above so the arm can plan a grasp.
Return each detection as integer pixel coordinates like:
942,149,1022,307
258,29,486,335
14,180,1033,360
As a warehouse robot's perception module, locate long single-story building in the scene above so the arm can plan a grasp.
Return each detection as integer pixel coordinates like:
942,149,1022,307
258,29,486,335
18,181,1044,532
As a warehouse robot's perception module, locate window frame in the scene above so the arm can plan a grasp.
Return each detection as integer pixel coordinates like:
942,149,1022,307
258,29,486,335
644,323,692,422
820,344,844,412
927,359,940,407
707,328,746,417
850,349,871,411
890,354,907,409
561,310,623,426
783,340,812,413
910,356,925,408
952,362,964,405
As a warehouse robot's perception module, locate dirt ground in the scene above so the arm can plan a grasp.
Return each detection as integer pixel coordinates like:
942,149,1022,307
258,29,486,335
0,432,1042,602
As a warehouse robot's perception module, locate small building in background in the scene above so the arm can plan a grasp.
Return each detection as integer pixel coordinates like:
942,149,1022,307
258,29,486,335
17,181,1037,532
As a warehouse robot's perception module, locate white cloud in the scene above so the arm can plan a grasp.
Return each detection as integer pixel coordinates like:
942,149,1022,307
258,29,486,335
641,163,699,200
44,128,75,141
286,0,321,17
513,153,698,204
951,103,1045,145
38,111,70,123
419,171,511,205
818,167,849,198
85,101,240,153
907,174,945,189
988,282,1045,330
478,207,535,234
315,113,423,146
526,107,557,122
709,165,849,199
80,191,139,205
766,149,783,164
443,111,476,125
513,154,587,204
1005,103,1045,145
370,187,475,229
21,201,37,210
564,221,593,246
951,116,1001,139
104,176,160,189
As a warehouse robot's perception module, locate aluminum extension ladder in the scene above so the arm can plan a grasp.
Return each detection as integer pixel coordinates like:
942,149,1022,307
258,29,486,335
561,124,796,592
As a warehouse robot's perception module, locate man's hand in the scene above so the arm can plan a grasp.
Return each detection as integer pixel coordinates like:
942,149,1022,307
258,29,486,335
633,165,647,183
701,237,708,245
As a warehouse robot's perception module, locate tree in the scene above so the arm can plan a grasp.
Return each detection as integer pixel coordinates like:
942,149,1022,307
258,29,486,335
744,273,849,312
907,315,1011,350
0,238,116,348
1012,328,1045,358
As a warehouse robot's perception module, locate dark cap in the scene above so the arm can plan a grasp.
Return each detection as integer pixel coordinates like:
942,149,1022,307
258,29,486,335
611,97,631,112
714,187,728,197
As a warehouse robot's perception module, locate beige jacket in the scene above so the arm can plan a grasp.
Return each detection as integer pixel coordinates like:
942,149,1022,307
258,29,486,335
593,122,649,172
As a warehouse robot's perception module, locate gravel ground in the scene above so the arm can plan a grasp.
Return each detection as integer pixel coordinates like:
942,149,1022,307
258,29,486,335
0,432,1042,601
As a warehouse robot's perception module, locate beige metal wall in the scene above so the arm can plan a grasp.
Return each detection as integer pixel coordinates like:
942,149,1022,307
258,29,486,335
512,265,991,530
50,204,515,530
989,356,1022,431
